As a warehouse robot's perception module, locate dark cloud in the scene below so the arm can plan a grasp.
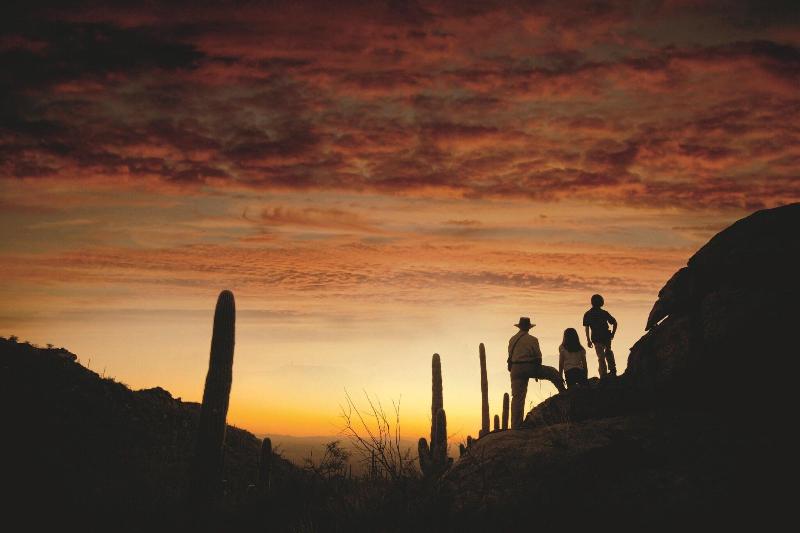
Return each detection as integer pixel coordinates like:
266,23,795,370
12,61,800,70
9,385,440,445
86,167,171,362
1,1,799,209
0,22,202,92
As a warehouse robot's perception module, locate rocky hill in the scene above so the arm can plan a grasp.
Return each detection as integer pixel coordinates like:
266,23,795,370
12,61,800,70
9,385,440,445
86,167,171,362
0,338,292,529
444,203,798,529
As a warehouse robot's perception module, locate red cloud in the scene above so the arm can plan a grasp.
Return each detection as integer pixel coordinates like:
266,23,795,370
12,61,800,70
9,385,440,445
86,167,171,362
2,1,799,209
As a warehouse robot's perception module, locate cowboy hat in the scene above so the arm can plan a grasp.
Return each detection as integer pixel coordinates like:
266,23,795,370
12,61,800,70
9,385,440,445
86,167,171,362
514,317,535,329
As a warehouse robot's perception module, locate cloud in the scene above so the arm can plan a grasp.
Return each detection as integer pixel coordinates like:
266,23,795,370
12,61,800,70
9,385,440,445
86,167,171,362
260,206,380,233
443,219,481,226
1,1,799,210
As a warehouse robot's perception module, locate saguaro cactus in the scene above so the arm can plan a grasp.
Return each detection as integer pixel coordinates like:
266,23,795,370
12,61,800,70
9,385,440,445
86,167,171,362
479,343,490,437
502,393,509,430
259,437,272,491
493,414,500,431
431,353,443,444
420,408,450,476
190,290,236,504
419,353,451,477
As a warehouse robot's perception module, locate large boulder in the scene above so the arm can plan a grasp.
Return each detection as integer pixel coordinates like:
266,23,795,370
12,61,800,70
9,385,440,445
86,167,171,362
646,202,800,330
629,203,799,398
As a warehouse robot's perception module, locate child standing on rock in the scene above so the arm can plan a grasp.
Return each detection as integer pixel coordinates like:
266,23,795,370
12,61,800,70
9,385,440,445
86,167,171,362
583,294,618,378
559,328,588,388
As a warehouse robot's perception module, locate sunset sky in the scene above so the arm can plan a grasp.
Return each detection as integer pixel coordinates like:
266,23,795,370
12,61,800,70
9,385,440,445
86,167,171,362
2,1,799,440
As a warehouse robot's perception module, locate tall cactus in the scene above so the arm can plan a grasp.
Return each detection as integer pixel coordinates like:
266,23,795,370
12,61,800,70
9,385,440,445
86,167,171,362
431,353,443,445
502,393,509,430
259,437,272,491
479,343,490,438
419,353,450,477
190,290,236,504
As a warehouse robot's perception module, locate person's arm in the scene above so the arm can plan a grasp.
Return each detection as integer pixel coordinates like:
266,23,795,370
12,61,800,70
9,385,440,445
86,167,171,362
530,337,543,381
531,337,543,360
558,347,564,376
608,312,618,339
585,326,593,348
581,348,588,371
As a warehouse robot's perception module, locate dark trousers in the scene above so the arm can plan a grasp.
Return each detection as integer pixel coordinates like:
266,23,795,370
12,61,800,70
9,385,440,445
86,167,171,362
565,367,588,388
510,361,564,428
593,338,617,376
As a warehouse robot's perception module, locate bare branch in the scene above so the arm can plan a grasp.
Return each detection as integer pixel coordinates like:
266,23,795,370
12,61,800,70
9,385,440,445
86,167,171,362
339,388,416,481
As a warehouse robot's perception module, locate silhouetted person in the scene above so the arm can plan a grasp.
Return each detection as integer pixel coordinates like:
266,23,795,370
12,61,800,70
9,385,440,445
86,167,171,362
559,328,588,389
508,316,565,429
583,294,618,378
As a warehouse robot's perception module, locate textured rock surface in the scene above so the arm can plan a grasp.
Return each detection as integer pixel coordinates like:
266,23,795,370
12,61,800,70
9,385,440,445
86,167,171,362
522,376,634,429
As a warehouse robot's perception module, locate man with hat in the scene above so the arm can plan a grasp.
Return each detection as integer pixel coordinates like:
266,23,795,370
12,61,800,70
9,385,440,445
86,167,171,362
508,316,565,428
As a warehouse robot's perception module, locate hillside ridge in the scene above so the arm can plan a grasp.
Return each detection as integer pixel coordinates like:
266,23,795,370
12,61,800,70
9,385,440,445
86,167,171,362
1,337,291,527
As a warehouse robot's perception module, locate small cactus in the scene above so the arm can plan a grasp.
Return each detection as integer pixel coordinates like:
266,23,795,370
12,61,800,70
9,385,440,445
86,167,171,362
459,443,467,457
418,438,431,475
493,414,500,431
420,407,450,476
479,343,490,437
190,290,236,504
502,393,509,430
259,437,272,491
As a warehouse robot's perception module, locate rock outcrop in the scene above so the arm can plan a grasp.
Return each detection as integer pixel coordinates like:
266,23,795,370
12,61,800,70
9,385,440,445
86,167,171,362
629,202,799,398
446,203,798,530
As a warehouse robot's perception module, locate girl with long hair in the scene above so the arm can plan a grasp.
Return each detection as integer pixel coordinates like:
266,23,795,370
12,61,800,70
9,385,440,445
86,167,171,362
559,328,588,389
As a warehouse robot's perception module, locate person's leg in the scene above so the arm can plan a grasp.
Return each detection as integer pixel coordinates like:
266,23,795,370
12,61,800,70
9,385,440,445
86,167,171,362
579,368,588,386
564,369,573,388
605,339,617,375
535,364,566,393
510,371,530,429
594,342,608,377
565,368,578,389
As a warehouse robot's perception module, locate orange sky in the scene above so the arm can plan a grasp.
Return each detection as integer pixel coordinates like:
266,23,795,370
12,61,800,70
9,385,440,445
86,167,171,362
1,0,799,439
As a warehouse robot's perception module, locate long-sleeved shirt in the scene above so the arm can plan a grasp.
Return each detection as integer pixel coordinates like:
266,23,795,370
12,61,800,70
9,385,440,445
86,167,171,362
508,331,543,364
